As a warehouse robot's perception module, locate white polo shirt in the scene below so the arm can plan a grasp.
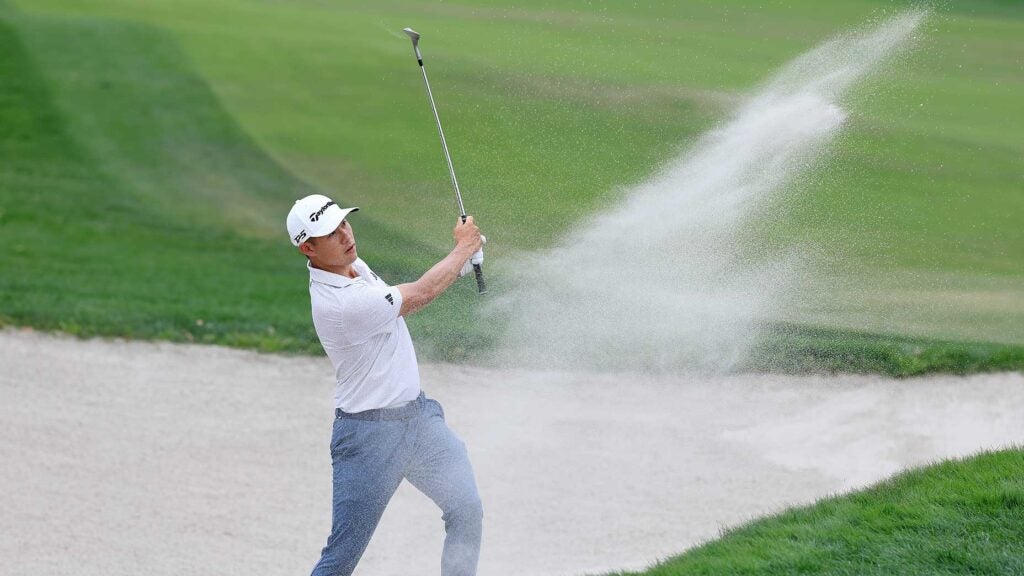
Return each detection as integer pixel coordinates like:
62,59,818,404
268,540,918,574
308,258,421,413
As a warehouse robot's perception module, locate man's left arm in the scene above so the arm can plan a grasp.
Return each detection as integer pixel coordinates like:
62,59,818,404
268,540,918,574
396,216,482,316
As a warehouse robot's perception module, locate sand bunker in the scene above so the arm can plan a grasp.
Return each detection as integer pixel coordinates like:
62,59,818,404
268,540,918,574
2,328,1022,575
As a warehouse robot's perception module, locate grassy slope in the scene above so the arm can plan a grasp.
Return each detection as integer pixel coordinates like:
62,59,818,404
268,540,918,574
1,0,1022,369
0,9,460,354
747,323,1024,377
608,448,1024,576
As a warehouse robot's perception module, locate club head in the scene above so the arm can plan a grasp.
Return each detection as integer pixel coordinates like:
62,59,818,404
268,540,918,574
402,27,420,45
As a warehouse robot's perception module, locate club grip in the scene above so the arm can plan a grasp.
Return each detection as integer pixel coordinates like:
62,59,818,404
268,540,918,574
460,215,486,294
473,263,487,294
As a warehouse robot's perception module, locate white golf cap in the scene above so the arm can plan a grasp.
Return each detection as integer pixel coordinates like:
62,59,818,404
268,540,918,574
286,194,359,246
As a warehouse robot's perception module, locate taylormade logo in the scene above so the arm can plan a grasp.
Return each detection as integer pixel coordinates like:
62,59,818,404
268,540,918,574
293,230,307,244
309,201,336,222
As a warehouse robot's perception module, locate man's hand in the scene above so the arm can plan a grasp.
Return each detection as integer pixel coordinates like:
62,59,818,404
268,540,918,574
460,235,486,277
454,216,483,253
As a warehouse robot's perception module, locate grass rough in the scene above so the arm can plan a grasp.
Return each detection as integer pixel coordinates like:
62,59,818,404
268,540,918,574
605,448,1024,576
748,324,1024,377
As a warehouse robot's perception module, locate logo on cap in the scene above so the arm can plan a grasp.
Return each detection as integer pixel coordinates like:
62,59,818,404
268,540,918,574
309,201,336,222
293,230,307,244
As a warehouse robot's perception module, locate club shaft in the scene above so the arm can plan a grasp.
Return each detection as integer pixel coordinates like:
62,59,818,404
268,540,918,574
406,32,487,294
416,61,467,217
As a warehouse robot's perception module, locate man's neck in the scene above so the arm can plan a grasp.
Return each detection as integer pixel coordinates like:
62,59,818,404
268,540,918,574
311,260,358,279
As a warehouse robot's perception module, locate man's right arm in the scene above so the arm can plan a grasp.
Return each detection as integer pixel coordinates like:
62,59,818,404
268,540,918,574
396,216,482,317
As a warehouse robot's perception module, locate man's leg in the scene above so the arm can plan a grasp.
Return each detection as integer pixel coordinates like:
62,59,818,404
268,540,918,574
405,398,483,576
311,417,411,576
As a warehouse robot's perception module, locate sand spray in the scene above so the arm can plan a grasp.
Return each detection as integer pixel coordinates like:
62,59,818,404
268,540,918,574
486,10,928,372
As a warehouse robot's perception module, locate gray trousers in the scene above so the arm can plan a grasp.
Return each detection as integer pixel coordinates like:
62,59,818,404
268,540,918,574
311,392,483,576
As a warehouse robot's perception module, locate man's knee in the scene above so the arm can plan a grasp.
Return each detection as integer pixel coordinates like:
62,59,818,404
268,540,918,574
465,495,484,523
444,494,483,527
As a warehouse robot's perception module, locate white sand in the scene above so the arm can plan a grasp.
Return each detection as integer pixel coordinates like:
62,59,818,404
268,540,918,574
2,328,1022,576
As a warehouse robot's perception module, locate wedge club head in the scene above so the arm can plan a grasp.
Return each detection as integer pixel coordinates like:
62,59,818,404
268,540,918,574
403,27,422,61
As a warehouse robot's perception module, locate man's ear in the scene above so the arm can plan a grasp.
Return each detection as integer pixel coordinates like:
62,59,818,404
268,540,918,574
298,240,316,258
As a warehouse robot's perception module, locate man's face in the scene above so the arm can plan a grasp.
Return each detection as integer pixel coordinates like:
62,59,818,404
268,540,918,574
305,219,357,268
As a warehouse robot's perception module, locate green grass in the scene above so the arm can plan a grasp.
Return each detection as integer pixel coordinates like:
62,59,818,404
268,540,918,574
605,448,1024,576
0,9,451,355
748,323,1024,377
1,0,1022,369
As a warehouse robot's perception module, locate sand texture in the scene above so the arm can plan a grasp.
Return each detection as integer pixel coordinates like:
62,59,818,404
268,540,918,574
2,328,1022,575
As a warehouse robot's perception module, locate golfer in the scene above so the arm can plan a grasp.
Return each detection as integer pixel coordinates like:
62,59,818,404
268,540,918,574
287,194,484,576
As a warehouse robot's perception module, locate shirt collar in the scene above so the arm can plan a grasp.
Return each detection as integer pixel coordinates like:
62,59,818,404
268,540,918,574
307,260,361,288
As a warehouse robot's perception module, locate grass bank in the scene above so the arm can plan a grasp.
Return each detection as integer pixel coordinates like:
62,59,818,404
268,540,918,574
748,324,1024,377
607,448,1024,576
0,8,470,356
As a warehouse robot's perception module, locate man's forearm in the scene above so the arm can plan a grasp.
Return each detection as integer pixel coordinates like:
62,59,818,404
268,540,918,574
397,246,475,316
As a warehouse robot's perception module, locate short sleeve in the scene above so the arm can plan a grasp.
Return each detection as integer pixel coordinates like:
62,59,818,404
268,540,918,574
331,284,403,345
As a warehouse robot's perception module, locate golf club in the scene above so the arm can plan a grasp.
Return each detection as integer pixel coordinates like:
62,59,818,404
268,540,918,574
403,27,487,295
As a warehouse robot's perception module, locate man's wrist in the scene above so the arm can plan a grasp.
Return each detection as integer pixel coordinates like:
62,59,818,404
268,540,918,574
453,244,475,258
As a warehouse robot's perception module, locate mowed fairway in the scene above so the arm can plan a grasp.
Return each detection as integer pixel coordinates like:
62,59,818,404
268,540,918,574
1,0,1022,362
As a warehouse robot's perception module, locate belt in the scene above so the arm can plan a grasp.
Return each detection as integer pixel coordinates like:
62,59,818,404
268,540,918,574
335,391,425,421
